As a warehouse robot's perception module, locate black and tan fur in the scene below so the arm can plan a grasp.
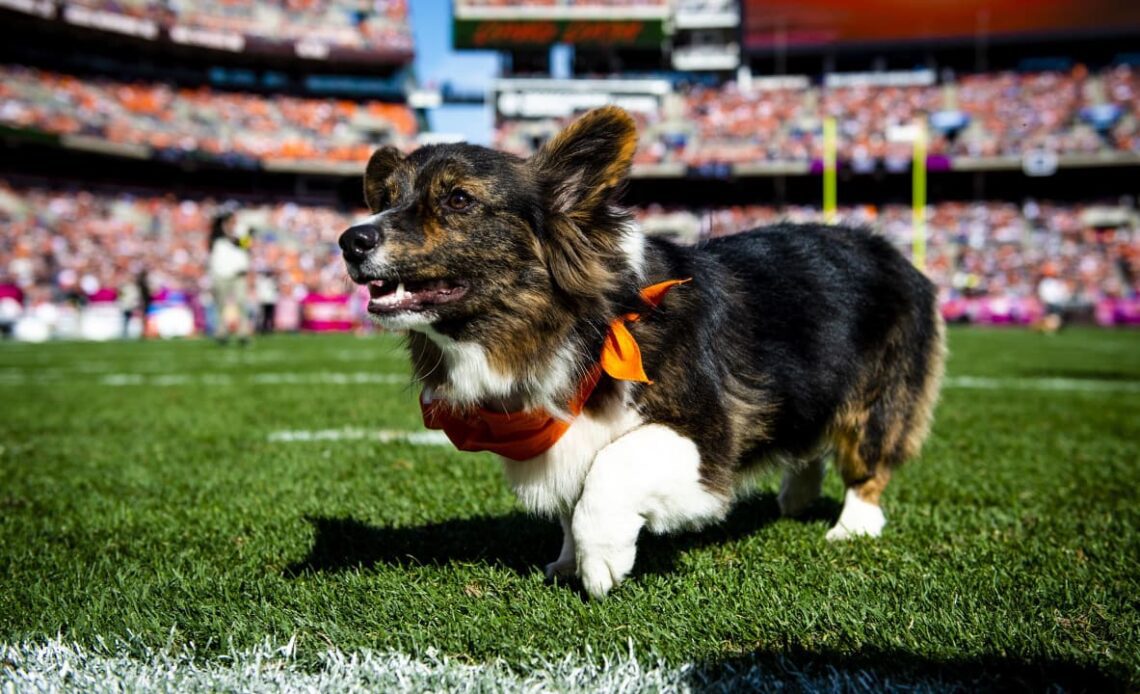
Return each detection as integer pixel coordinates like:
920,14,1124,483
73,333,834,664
340,107,946,597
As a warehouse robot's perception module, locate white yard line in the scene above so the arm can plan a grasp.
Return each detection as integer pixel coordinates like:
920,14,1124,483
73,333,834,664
943,375,1140,393
1,638,692,694
0,636,950,693
2,369,1140,394
267,429,450,445
97,372,409,386
1,370,409,386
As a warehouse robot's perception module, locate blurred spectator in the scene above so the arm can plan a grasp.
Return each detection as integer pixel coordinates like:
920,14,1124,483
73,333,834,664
255,270,280,334
208,207,254,344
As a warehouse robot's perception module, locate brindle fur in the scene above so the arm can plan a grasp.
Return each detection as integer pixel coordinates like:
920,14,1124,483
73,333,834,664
348,105,945,538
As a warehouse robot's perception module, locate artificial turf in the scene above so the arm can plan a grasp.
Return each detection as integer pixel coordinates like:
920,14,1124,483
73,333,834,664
1,328,1138,690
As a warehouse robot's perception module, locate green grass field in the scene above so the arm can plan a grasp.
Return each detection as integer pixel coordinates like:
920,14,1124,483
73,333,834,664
2,328,1139,691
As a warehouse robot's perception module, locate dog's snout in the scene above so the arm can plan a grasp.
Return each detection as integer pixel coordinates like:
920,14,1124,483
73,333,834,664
339,223,382,263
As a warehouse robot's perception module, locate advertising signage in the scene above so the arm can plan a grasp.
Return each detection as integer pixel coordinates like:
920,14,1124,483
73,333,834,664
454,18,665,48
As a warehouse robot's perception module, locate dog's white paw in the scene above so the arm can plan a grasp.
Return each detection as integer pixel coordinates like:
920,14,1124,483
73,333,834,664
826,489,886,541
576,543,637,599
544,557,576,579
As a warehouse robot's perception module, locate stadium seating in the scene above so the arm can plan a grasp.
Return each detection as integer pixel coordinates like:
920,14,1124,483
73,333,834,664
0,66,417,166
494,66,1140,167
66,0,413,52
0,182,360,313
4,63,1137,169
641,201,1138,310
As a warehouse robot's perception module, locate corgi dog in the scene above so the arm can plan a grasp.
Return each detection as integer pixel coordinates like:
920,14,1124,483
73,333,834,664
339,107,945,599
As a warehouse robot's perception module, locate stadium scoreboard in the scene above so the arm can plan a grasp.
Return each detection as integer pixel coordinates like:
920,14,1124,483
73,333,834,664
452,1,669,48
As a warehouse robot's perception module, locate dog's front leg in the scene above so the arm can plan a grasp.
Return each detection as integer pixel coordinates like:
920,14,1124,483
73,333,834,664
572,424,728,599
544,514,576,579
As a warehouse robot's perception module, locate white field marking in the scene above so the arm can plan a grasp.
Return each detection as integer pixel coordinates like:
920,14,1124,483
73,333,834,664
3,369,1140,395
267,428,450,445
93,372,408,386
0,370,409,386
0,636,966,693
0,637,690,693
249,372,406,385
943,375,1140,394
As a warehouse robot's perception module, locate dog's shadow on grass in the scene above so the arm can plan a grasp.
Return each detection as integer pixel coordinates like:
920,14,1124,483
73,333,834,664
284,493,840,579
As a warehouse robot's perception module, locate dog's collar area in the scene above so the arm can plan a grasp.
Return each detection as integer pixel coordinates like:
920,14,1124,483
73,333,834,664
421,278,690,461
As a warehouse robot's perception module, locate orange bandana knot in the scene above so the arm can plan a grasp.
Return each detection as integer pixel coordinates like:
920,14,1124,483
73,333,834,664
422,278,690,461
601,278,689,383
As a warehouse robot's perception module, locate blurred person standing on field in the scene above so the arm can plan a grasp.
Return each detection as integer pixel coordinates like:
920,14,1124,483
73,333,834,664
208,206,253,345
116,269,151,339
255,269,279,334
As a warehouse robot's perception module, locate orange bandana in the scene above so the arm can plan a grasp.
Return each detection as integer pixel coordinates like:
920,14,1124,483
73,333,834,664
421,279,689,461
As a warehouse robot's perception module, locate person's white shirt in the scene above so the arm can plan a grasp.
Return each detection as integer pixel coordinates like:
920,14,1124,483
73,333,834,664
255,273,279,304
1038,277,1069,306
209,237,250,280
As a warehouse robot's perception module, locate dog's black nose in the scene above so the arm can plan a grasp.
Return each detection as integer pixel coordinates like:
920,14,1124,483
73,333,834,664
339,223,381,263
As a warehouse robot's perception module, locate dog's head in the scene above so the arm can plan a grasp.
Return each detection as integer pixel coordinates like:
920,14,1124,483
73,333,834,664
339,106,643,343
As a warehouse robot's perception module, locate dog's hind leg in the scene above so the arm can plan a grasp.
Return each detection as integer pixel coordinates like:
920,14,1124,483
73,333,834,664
572,424,729,599
544,515,577,579
826,418,891,541
827,315,945,541
778,455,827,518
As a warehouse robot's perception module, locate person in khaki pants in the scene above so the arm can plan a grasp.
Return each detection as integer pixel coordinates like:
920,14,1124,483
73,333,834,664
208,207,253,345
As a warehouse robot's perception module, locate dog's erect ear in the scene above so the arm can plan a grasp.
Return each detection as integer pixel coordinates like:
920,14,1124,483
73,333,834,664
529,107,638,301
363,146,403,212
530,106,638,216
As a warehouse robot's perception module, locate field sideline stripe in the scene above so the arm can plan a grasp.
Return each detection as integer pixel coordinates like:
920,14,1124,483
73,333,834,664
267,428,450,445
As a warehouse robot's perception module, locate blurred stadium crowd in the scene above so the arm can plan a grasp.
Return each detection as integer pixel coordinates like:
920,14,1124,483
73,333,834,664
2,181,1136,338
497,66,1140,166
0,65,416,165
3,65,1139,168
68,0,412,51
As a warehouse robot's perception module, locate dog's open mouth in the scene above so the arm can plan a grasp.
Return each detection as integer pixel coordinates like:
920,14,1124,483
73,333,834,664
366,278,469,315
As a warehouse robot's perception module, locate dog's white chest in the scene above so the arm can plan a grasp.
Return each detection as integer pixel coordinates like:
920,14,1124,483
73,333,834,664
502,403,642,517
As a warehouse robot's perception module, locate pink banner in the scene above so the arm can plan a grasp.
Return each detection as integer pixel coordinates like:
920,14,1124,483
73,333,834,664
941,296,1045,325
1096,297,1140,326
301,293,354,332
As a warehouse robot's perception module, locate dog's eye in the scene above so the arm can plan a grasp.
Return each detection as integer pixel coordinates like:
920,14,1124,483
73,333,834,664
445,190,474,211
